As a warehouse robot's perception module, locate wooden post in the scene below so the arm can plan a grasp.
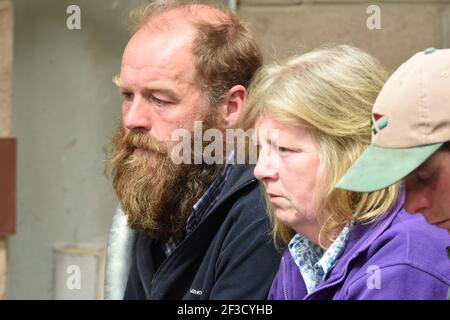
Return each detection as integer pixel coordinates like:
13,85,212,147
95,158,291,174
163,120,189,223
0,0,14,300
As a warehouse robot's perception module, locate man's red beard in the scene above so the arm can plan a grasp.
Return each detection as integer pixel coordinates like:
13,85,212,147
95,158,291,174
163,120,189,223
107,118,224,241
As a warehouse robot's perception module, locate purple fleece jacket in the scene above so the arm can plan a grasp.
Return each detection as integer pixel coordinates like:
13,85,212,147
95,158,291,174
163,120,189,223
268,192,450,300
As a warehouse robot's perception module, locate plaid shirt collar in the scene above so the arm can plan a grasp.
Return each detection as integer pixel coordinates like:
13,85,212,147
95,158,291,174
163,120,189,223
163,151,236,257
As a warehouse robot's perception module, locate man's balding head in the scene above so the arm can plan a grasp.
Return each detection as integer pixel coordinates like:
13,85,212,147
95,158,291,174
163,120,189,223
127,0,262,107
129,2,230,33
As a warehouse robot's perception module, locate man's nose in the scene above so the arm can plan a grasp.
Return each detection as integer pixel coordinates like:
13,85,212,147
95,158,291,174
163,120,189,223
122,96,151,131
404,183,431,215
254,149,278,182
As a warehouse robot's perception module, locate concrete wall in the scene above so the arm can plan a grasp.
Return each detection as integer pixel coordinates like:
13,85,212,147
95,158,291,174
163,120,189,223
0,0,12,136
7,0,142,299
238,0,450,71
5,0,450,299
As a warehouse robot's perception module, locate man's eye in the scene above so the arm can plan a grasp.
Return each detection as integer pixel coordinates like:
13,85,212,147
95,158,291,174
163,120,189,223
150,96,171,106
121,92,134,101
415,171,434,182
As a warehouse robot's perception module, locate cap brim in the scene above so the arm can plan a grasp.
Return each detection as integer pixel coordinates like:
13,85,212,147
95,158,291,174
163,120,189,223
336,143,443,192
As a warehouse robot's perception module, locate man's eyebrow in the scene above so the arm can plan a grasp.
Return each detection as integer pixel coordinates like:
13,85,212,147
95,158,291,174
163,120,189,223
112,75,124,89
415,160,431,172
141,86,179,99
112,75,179,99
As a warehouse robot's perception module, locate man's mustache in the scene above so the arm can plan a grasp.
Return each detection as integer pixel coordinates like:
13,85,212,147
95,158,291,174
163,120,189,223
124,131,170,156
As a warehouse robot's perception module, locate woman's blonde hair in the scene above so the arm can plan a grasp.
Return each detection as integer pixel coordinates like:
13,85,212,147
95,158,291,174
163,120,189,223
239,45,399,249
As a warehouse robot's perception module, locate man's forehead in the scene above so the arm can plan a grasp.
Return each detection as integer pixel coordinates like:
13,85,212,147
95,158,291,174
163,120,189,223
120,27,197,83
124,26,195,63
415,149,446,172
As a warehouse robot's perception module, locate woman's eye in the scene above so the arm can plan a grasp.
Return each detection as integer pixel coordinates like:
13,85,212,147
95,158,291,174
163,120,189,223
278,146,292,154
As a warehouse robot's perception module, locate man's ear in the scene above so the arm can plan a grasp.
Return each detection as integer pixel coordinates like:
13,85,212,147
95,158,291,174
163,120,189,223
220,85,247,128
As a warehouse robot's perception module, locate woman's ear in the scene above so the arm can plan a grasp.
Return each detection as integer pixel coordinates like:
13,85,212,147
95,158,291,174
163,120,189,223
220,85,247,128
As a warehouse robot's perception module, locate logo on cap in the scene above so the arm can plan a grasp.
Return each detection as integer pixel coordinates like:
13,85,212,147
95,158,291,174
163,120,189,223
371,112,388,135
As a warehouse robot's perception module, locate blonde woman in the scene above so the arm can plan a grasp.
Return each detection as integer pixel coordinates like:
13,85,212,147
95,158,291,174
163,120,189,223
240,45,450,299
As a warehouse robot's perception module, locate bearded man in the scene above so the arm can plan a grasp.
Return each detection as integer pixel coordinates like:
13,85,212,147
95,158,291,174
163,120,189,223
105,1,280,300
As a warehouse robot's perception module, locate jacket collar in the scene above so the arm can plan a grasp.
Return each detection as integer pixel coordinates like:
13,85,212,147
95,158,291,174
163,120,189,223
306,186,405,298
138,164,258,297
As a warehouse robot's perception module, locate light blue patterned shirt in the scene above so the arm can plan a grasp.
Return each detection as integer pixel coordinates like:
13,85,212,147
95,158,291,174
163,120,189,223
288,221,355,293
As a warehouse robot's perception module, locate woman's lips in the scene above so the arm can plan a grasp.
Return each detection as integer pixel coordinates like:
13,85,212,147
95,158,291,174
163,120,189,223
434,218,450,229
267,193,286,203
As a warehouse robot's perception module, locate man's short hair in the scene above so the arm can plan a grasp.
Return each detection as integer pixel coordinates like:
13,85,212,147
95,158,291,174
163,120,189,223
128,0,263,107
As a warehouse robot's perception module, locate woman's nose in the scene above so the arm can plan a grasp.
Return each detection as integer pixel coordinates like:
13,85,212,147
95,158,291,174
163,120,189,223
254,149,278,182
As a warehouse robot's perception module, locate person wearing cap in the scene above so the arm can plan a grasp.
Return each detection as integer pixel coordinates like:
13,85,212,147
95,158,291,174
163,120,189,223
240,45,450,299
337,48,450,233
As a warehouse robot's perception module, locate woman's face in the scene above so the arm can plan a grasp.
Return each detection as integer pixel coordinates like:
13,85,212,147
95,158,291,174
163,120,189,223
254,114,322,242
